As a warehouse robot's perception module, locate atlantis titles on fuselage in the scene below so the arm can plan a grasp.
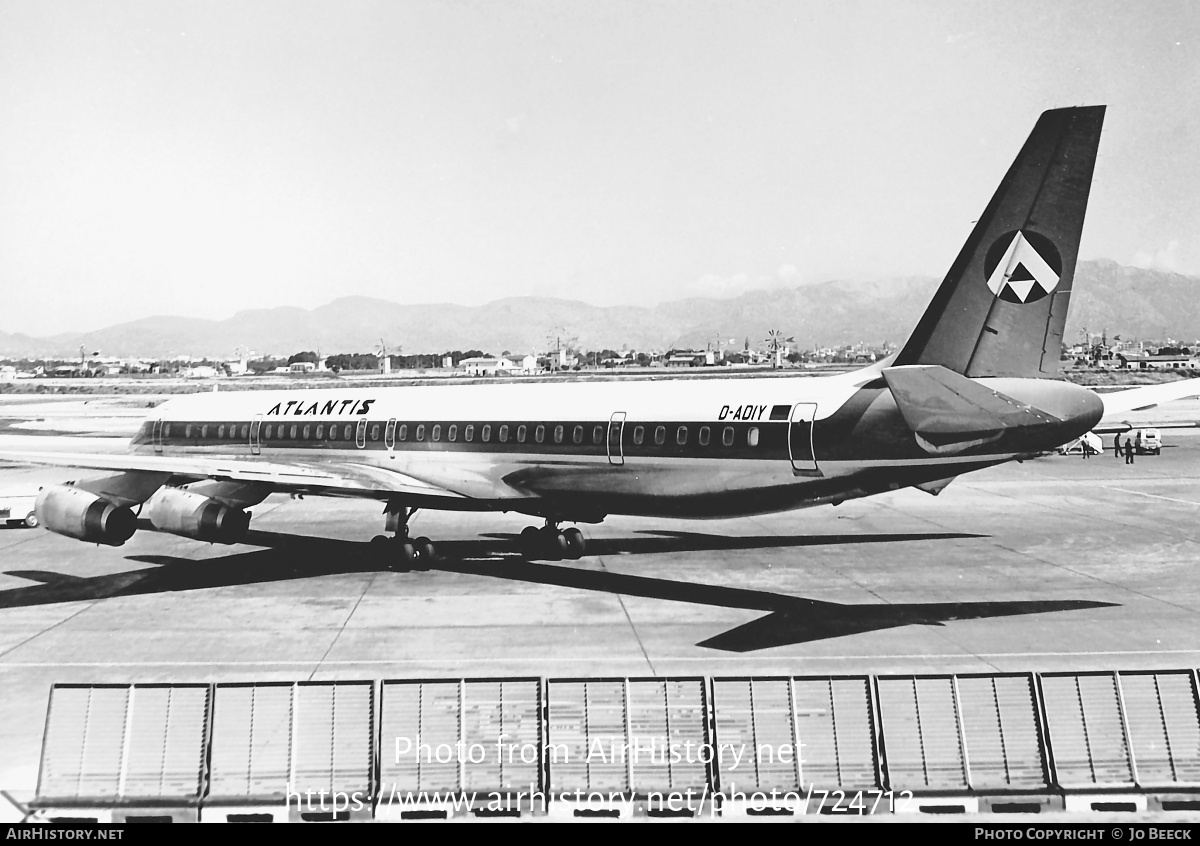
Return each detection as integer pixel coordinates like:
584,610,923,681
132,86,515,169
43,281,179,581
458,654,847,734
266,399,375,417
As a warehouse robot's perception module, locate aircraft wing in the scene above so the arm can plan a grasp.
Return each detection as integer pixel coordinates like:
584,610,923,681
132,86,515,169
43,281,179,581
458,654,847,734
0,449,469,505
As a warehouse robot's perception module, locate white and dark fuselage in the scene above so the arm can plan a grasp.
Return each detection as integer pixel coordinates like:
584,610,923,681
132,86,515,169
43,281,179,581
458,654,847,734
5,105,1117,553
128,369,1103,522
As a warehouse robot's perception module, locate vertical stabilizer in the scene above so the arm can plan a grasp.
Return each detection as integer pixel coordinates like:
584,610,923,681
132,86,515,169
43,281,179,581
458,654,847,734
895,106,1105,377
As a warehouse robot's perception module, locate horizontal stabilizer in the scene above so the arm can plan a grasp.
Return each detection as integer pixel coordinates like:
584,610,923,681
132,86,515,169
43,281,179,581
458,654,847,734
883,365,1062,437
1097,378,1200,418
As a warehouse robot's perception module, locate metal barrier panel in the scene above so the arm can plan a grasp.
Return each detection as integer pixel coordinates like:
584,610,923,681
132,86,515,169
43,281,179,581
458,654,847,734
956,674,1048,791
877,676,968,791
382,681,460,795
548,679,629,795
546,678,710,800
208,684,292,800
1040,673,1135,788
626,678,709,796
712,678,797,795
461,679,542,795
294,682,373,797
207,682,373,802
37,684,209,805
381,678,543,799
792,677,879,792
1117,671,1200,788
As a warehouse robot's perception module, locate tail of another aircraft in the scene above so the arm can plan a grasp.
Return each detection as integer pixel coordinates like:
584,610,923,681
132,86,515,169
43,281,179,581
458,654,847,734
895,106,1105,378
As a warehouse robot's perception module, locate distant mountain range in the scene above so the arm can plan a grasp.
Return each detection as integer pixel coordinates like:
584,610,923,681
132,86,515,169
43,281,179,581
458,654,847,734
2,259,1197,359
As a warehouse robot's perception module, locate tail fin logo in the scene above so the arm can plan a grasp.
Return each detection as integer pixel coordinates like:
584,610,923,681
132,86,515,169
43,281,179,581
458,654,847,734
984,230,1063,304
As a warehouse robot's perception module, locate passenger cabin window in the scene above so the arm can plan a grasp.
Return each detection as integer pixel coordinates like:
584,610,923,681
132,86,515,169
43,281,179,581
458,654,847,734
723,426,734,446
465,425,475,442
343,425,353,441
399,424,408,441
448,425,457,442
218,425,226,439
573,426,583,444
535,425,545,443
748,427,760,447
261,425,269,439
432,425,441,441
633,426,644,445
499,425,509,442
699,426,710,446
241,424,248,439
303,425,311,440
316,425,324,440
554,425,564,444
655,426,666,445
201,425,209,439
164,424,172,438
416,425,425,441
370,424,380,441
290,425,298,439
517,425,527,443
677,426,688,445
593,425,604,445
482,424,491,442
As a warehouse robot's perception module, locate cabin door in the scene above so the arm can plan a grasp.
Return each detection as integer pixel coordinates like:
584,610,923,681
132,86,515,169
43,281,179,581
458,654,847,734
788,403,820,475
250,415,263,455
607,412,626,466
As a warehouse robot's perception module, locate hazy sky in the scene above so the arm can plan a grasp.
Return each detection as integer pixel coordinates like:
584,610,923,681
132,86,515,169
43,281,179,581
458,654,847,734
1,0,1196,336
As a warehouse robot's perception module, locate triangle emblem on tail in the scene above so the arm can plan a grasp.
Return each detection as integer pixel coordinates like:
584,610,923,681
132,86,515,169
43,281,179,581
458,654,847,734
985,230,1063,304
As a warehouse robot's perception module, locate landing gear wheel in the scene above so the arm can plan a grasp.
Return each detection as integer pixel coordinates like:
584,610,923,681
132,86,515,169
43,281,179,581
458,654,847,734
540,526,569,560
23,512,38,529
562,527,586,559
395,540,418,570
519,526,542,558
413,536,436,569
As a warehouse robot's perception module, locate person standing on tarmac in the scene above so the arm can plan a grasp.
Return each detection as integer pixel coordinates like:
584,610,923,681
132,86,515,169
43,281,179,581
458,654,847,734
1124,437,1135,465
1114,433,1122,459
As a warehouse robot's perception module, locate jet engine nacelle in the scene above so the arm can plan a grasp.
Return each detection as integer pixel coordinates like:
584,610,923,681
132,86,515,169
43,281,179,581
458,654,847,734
147,488,250,543
35,485,138,546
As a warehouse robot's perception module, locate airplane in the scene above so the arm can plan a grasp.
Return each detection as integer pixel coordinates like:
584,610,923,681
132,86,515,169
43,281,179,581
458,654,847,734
4,104,1198,567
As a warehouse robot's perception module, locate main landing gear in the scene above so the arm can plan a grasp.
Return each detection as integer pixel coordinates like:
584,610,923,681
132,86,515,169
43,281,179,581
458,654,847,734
519,521,586,560
371,506,436,571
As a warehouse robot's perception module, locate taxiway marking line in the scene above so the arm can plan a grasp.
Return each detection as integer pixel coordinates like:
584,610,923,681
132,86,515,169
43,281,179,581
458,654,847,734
5,649,1200,668
1104,486,1200,506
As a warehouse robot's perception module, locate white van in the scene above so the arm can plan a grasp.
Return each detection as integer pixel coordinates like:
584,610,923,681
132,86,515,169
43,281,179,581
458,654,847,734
1134,429,1162,455
0,493,38,528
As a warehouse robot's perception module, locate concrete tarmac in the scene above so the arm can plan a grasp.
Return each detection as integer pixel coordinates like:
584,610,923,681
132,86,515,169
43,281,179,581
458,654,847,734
1,421,1199,796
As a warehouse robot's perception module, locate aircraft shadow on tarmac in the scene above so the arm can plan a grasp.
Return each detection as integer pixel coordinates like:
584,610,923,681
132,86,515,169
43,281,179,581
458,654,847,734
0,527,1116,652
